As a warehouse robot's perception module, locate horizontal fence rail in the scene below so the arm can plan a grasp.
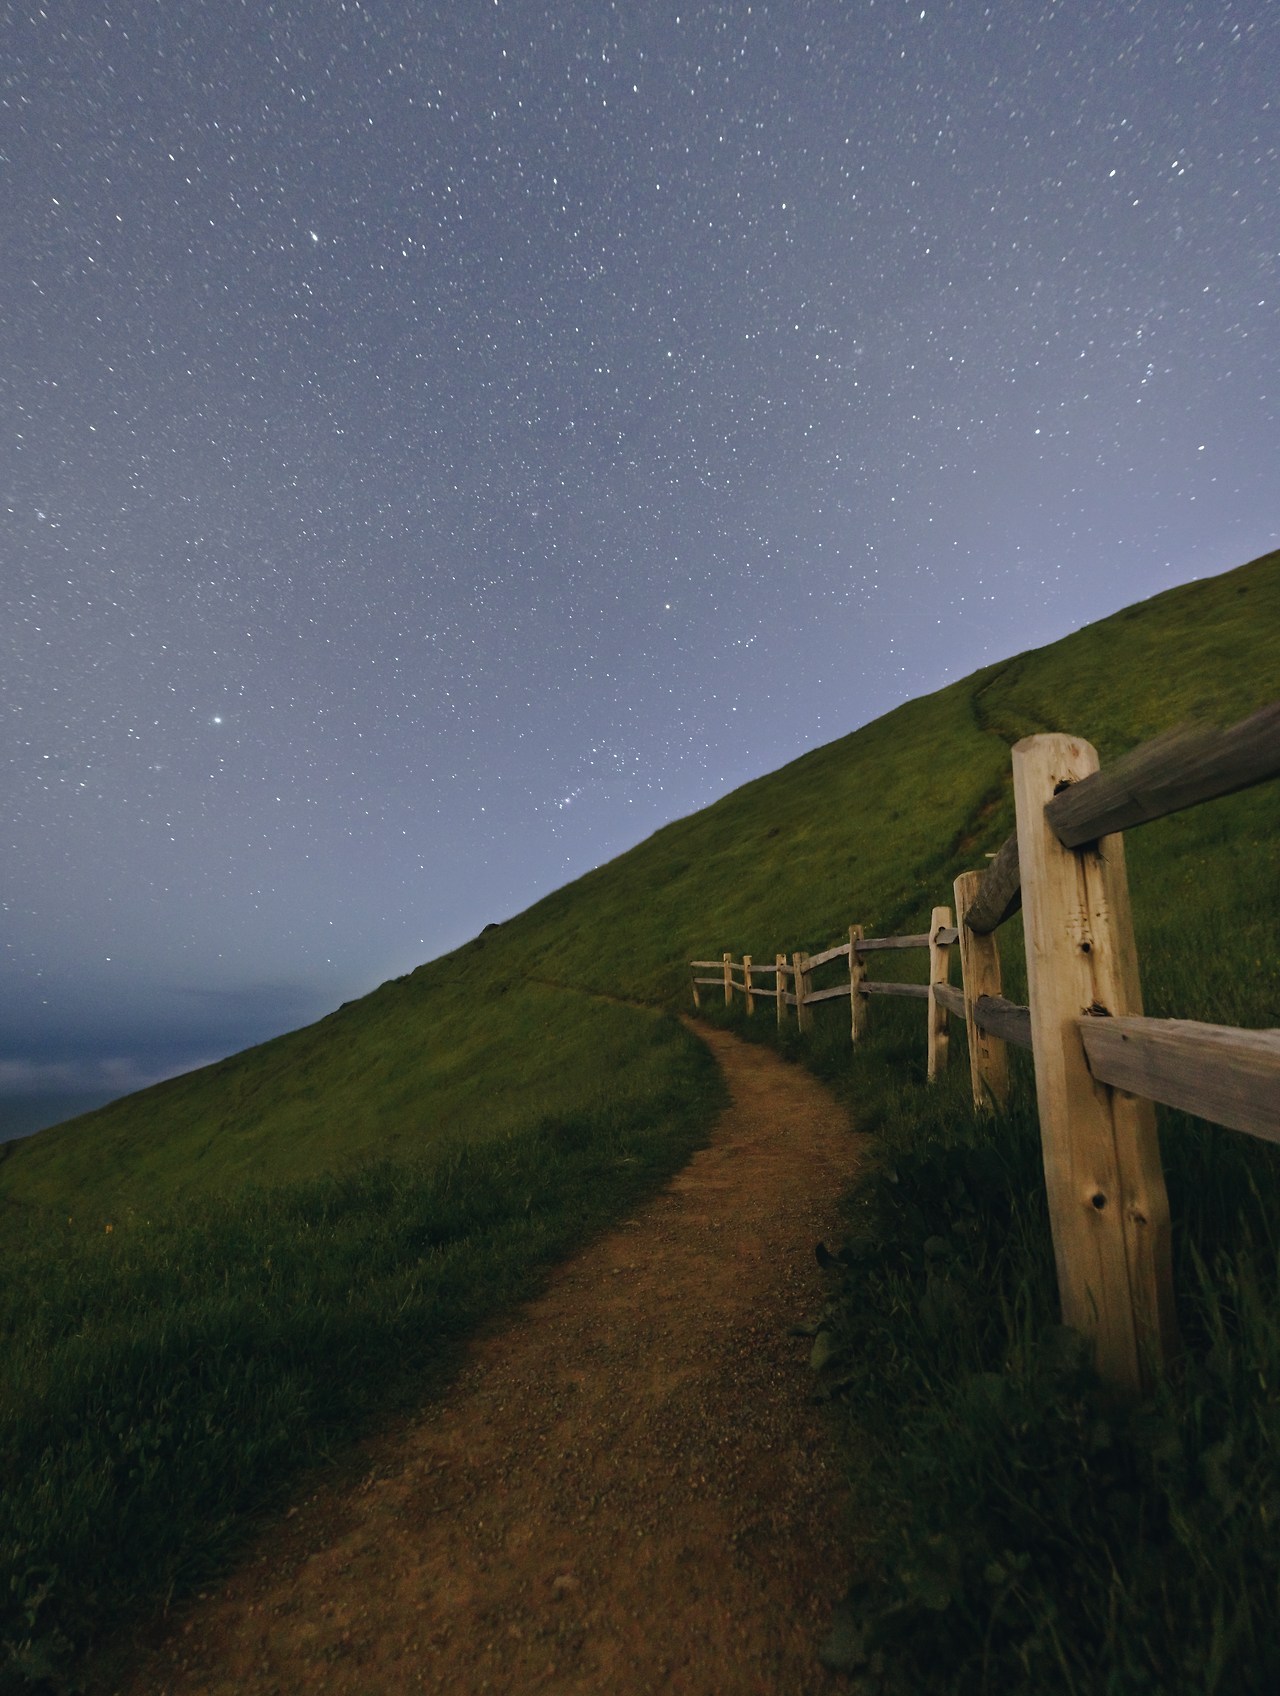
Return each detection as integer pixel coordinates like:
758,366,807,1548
1043,700,1280,846
687,699,1280,1396
933,982,966,1020
963,834,1021,934
973,994,1033,1051
1077,1017,1280,1144
803,942,849,970
860,980,931,1001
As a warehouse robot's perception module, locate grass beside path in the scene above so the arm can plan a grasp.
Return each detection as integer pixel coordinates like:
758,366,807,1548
698,775,1280,1691
0,1002,724,1694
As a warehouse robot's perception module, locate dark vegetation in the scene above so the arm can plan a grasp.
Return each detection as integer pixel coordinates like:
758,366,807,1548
709,972,1280,1692
2,549,1277,1692
1,1008,722,1694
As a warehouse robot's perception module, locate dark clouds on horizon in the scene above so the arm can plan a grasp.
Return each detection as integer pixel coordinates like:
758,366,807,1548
3,0,1277,1129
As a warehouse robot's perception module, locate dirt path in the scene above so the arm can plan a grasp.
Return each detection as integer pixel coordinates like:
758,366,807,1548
99,1023,866,1696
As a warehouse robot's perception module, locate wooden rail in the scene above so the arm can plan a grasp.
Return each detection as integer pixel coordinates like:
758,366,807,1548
1077,1017,1280,1143
803,941,850,970
1043,701,1280,846
962,833,1021,935
704,915,960,1081
973,994,1032,1051
785,931,960,968
802,981,865,1006
933,982,966,1020
687,696,1280,1395
960,702,1280,932
857,932,931,952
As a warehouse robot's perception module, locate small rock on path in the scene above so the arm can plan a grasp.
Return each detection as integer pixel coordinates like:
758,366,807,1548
100,1022,866,1696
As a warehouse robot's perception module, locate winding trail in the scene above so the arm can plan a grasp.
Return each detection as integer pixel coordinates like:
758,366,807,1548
98,1023,866,1696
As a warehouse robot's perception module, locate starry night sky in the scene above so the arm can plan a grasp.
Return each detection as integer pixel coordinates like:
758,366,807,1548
3,0,1277,1134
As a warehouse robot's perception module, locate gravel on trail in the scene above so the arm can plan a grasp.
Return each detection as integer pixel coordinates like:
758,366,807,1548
98,1021,867,1696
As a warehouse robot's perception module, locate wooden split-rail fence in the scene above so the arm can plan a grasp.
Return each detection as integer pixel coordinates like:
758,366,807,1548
690,702,1280,1397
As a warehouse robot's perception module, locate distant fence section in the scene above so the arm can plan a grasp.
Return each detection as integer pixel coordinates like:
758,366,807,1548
690,701,1280,1397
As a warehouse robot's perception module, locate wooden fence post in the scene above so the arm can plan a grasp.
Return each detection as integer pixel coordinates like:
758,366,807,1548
953,870,1009,1109
1012,733,1178,1395
723,952,733,1007
743,954,755,1016
849,924,867,1044
691,973,702,1011
792,950,812,1035
927,906,953,1082
776,953,788,1030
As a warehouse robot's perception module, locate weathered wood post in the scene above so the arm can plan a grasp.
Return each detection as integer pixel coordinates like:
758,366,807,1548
723,951,733,1007
743,954,755,1016
1012,733,1177,1395
792,950,812,1035
776,952,788,1030
953,870,1009,1109
691,972,702,1011
849,924,867,1044
927,905,953,1081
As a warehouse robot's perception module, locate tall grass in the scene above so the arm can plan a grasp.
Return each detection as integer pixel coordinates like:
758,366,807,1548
0,1011,724,1693
811,1071,1280,1694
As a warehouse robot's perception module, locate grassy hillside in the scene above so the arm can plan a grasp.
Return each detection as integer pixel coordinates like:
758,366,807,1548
6,549,1276,1222
2,548,1278,1692
0,983,712,1217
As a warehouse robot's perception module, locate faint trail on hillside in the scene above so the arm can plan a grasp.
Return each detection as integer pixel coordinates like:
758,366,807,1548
97,1024,864,1696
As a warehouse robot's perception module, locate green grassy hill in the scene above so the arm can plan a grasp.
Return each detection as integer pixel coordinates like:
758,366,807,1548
3,548,1278,1694
5,548,1276,1220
